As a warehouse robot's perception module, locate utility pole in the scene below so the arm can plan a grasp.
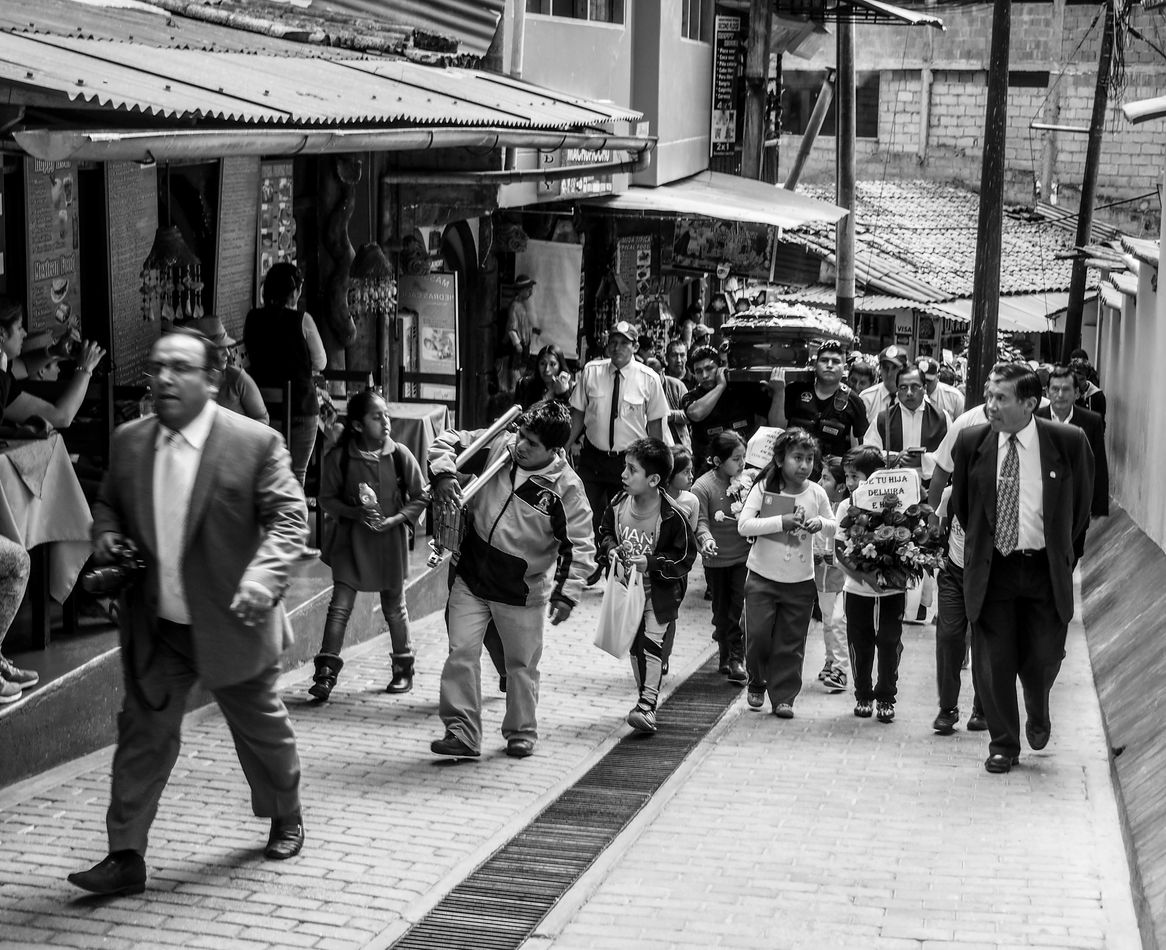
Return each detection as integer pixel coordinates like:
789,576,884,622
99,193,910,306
966,0,1012,409
836,20,856,329
741,0,772,179
1061,0,1116,362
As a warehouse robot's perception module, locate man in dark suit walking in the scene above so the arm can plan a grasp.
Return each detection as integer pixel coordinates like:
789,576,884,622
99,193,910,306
69,327,309,896
950,363,1093,774
1037,364,1109,518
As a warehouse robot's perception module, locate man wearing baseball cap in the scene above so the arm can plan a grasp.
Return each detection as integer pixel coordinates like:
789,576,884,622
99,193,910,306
859,345,908,426
568,321,669,584
917,355,964,421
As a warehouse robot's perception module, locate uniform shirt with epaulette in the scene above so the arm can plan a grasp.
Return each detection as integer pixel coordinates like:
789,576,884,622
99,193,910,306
783,380,868,457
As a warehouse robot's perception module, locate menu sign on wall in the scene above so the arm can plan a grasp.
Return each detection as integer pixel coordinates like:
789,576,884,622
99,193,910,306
216,157,260,340
710,13,747,157
105,162,160,384
24,157,82,335
256,161,296,302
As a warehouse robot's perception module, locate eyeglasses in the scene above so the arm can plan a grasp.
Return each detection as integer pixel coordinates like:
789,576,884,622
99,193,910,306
145,359,207,378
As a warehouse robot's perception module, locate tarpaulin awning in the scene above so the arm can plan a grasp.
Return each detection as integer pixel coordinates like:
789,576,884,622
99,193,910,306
583,171,847,230
930,292,1095,334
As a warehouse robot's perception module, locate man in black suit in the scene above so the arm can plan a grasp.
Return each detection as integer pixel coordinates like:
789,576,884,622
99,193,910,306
1037,364,1109,518
950,363,1094,774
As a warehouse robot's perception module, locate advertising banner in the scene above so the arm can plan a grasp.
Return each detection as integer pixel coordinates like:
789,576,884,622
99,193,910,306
399,273,458,403
256,161,296,303
711,13,747,157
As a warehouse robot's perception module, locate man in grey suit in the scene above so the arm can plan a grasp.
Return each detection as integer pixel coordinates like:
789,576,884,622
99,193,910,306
69,328,309,896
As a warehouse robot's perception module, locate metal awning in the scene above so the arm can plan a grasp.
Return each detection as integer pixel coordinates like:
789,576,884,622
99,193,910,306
0,30,640,128
931,292,1095,334
583,171,847,230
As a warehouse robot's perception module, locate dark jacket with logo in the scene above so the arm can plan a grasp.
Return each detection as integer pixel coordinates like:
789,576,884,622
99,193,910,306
597,488,698,623
428,427,595,608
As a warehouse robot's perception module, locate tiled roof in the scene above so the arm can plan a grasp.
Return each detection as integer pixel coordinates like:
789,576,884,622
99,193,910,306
788,180,1092,302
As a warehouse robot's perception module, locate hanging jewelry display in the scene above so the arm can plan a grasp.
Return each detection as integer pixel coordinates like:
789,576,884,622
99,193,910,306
139,225,203,322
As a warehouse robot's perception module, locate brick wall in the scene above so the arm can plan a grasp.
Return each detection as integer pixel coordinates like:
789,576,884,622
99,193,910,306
781,2,1166,226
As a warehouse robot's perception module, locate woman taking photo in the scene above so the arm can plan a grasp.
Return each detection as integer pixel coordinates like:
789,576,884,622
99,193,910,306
515,343,572,410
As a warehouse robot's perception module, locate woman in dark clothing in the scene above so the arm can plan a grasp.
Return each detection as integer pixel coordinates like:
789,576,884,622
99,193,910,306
514,343,573,410
243,263,325,484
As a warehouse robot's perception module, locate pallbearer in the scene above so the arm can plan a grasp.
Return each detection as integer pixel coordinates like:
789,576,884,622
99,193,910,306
427,401,595,760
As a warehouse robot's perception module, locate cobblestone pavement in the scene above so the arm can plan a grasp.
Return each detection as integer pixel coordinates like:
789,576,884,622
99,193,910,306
530,582,1142,950
0,575,1141,950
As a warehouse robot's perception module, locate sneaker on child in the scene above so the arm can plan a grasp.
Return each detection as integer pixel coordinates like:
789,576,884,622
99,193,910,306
0,655,38,688
822,667,847,691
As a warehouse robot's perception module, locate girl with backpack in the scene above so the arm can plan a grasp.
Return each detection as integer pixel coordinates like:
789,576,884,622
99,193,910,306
310,390,426,701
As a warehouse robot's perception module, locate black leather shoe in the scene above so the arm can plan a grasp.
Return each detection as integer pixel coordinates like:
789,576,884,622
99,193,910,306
265,817,304,860
932,708,959,735
966,713,988,732
726,659,747,685
67,851,146,896
431,732,480,758
1025,719,1051,751
506,738,535,758
984,753,1020,774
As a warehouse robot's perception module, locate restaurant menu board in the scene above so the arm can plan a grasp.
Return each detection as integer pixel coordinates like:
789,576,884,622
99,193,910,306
617,234,652,324
398,273,458,402
710,13,747,157
671,215,774,280
215,157,260,340
256,161,296,303
105,162,160,384
24,158,82,336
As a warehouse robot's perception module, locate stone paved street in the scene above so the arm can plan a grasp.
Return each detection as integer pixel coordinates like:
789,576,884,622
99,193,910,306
0,574,1142,949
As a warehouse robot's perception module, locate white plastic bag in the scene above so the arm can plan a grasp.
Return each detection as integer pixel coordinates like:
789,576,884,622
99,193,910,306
594,556,646,658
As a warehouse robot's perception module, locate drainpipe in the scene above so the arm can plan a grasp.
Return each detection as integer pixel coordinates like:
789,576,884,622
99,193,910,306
784,68,835,190
918,66,932,164
504,0,528,171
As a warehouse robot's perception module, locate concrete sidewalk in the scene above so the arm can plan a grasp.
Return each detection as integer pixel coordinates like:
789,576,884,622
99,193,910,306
530,589,1143,950
0,572,1142,949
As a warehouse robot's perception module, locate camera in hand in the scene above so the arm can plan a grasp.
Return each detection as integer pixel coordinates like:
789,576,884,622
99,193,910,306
81,542,145,596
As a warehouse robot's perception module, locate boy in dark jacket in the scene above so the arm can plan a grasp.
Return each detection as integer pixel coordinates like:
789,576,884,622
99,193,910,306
598,438,698,735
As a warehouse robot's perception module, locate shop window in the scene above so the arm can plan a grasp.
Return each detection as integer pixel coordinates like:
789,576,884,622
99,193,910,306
682,0,712,42
780,70,880,139
526,0,625,23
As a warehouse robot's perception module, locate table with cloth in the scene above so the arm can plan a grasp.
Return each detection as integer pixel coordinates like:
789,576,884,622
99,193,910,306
0,434,93,648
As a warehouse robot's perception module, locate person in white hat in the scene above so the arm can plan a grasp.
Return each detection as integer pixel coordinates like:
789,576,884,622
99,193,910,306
504,275,540,388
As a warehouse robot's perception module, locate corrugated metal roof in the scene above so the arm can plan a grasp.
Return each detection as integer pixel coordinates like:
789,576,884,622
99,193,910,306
584,171,846,230
318,0,503,57
930,292,1094,334
1100,282,1124,310
0,29,640,128
789,181,1090,303
1120,235,1160,267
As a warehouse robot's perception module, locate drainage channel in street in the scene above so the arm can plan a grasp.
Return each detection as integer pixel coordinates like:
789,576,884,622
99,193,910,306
389,654,739,950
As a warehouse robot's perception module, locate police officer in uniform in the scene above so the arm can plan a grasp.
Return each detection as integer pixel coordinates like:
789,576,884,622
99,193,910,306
783,339,868,457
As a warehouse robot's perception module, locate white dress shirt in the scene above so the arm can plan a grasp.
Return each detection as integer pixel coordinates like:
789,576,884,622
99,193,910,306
933,404,989,474
1051,405,1074,425
860,383,895,425
926,380,965,421
570,358,669,452
154,402,217,623
996,416,1044,551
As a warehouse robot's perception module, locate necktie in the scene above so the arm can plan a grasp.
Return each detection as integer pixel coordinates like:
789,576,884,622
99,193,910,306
996,434,1020,556
158,431,189,571
608,369,621,451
